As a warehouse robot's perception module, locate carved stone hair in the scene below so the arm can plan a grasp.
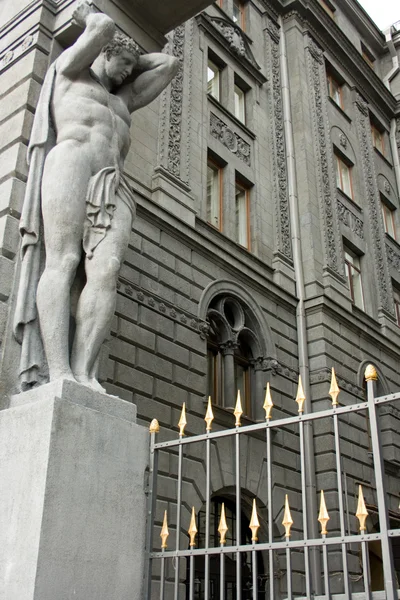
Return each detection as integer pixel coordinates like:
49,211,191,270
102,32,141,61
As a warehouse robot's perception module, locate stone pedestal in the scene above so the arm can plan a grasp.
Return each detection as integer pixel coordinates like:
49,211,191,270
0,380,148,600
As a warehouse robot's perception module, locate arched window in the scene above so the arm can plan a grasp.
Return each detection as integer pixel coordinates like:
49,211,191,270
187,496,266,599
206,295,265,419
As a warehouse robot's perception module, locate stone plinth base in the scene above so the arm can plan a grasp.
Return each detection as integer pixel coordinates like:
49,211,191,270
1,380,148,600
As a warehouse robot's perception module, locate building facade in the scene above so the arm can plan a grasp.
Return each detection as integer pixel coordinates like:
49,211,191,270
1,0,400,597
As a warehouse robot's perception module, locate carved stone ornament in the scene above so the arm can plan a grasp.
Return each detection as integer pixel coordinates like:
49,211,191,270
266,20,292,261
339,134,347,149
354,94,393,314
209,17,260,70
210,113,251,165
337,200,364,239
306,36,341,274
386,243,400,273
384,179,391,194
167,25,185,178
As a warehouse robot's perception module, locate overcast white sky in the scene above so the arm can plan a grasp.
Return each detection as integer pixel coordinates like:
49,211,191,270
357,0,399,30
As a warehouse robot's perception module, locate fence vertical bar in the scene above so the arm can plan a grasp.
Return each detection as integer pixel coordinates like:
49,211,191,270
204,397,214,600
220,550,225,600
188,507,197,600
330,369,351,598
283,495,293,600
321,540,331,600
188,554,194,600
365,365,397,600
250,499,260,600
145,420,160,600
175,405,186,600
252,549,258,599
296,378,311,598
219,503,228,600
234,392,243,600
160,552,166,600
285,544,292,600
263,384,275,600
360,539,372,600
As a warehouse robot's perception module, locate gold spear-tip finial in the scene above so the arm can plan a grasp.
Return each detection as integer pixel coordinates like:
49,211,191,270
188,507,198,548
282,494,294,538
249,498,261,542
178,402,187,437
318,490,330,535
356,485,369,532
205,396,214,432
329,368,340,407
263,382,274,421
218,502,229,545
365,364,378,382
296,375,306,414
149,418,160,434
160,510,169,549
234,390,243,427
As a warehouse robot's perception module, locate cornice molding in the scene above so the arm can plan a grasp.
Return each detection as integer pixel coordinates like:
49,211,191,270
281,2,397,117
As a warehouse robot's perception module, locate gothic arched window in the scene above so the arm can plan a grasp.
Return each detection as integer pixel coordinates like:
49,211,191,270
206,295,265,420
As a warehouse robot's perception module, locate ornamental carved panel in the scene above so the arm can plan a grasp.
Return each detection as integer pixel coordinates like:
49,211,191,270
266,19,292,261
306,36,343,276
210,113,251,166
354,93,394,315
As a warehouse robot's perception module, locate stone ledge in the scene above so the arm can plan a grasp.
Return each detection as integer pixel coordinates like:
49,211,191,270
10,378,137,423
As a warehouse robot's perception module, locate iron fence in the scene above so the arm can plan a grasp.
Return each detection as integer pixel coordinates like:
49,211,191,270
145,365,400,599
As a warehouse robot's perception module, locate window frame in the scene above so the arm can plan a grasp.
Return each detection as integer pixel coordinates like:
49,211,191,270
232,0,245,30
381,200,397,241
207,157,223,231
344,247,365,310
233,83,246,124
371,124,385,155
393,286,400,327
327,73,343,109
318,0,335,18
335,154,354,200
361,43,375,69
234,179,251,250
207,58,221,102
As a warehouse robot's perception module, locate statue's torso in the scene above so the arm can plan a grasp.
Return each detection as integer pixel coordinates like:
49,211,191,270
51,69,132,172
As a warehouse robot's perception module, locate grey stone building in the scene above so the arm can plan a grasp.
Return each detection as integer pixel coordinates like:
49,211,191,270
1,0,400,597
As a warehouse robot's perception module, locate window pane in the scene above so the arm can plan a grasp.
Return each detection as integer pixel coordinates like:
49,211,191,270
207,61,219,100
207,163,221,229
233,0,243,27
340,161,352,197
234,85,245,123
351,267,364,309
335,157,341,189
235,184,248,247
382,203,396,238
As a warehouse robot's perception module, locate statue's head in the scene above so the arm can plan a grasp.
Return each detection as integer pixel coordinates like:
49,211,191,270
101,32,141,86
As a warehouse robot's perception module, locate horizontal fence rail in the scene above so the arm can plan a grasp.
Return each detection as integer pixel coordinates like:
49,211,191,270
145,365,400,600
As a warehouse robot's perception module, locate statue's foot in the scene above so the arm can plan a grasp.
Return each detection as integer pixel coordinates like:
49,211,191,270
75,374,106,394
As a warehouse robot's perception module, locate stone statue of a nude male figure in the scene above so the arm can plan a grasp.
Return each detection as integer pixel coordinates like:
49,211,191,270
14,1,179,392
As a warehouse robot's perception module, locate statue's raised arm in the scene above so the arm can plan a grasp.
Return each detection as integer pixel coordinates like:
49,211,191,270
58,1,116,77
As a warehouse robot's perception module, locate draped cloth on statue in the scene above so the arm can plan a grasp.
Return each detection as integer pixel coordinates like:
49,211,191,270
13,61,136,390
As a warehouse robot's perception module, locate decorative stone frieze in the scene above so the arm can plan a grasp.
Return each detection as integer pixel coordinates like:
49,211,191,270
337,200,364,239
210,113,251,166
0,33,35,71
266,20,292,261
354,94,394,315
306,36,342,275
386,242,400,274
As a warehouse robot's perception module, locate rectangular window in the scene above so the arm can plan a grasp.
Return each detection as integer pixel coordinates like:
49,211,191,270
344,248,364,309
318,0,335,18
235,181,250,248
207,59,220,101
381,200,396,239
372,125,385,154
336,155,354,199
207,346,223,405
361,44,375,69
327,73,343,108
232,0,245,29
234,84,246,123
207,159,222,230
394,286,400,327
234,359,251,416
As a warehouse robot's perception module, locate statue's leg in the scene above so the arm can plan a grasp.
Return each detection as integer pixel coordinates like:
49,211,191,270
37,144,90,382
71,196,133,390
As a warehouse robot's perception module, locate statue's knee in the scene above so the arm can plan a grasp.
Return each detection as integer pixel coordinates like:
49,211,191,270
60,252,81,274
